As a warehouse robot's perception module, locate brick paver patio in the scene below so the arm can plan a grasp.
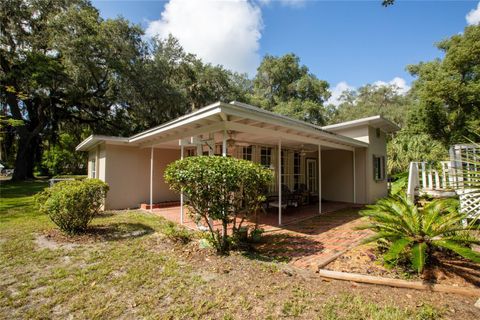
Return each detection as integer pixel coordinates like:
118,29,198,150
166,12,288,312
256,209,373,271
150,203,371,271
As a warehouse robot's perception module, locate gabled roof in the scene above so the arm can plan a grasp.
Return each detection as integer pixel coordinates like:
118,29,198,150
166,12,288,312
77,101,371,152
321,115,400,133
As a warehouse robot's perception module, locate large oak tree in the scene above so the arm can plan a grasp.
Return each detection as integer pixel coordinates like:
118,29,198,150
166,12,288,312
1,0,144,180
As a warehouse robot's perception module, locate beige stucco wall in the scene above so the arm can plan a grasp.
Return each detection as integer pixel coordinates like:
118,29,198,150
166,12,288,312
323,125,388,204
353,147,367,204
365,126,388,202
102,145,180,210
321,150,354,203
331,127,370,144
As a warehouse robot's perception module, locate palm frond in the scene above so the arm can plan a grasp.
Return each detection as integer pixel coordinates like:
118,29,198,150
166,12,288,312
411,242,427,273
384,238,412,263
433,240,480,263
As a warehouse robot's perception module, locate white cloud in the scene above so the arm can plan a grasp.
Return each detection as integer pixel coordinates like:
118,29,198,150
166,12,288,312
146,0,263,75
327,81,354,106
258,0,306,7
466,2,480,25
373,77,410,95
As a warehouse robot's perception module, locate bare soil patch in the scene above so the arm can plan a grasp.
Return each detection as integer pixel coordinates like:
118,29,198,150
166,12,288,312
326,243,480,289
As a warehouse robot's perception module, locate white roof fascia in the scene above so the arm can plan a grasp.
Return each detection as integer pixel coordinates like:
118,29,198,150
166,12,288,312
76,135,129,151
322,115,400,133
128,101,222,142
225,101,368,148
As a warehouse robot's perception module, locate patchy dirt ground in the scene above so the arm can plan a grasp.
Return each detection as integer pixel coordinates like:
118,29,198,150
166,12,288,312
2,180,480,319
325,243,480,289
19,229,480,319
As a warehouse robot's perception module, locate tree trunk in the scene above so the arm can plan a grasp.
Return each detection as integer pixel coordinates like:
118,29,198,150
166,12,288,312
11,131,36,181
221,220,228,254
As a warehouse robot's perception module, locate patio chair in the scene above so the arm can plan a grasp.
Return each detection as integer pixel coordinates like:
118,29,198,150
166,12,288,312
293,183,310,206
267,184,302,208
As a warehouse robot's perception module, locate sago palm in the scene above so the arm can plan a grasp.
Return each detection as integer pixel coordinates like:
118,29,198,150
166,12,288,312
359,194,480,274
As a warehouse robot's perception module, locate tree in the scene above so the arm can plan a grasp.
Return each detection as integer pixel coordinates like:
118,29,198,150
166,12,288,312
1,0,144,180
359,194,480,274
84,35,252,135
407,24,480,145
387,130,447,175
329,84,412,127
252,54,330,125
42,132,87,176
164,156,273,254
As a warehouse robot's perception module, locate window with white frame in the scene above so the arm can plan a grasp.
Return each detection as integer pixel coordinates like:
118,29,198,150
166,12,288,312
373,155,386,181
242,146,253,161
90,159,96,178
260,147,272,168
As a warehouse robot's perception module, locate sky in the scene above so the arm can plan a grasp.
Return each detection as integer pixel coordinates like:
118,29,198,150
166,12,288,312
92,0,480,104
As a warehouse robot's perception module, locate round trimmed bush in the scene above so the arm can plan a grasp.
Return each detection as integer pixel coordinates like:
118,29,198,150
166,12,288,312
35,179,109,234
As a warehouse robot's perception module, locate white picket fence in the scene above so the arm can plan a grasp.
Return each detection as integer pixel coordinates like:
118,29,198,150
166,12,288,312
407,144,479,220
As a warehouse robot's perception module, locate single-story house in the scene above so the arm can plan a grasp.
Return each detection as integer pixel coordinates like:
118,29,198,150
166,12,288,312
76,101,399,225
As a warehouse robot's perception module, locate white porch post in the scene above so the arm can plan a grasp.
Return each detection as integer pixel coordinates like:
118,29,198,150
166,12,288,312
149,147,154,213
353,148,356,204
318,144,322,214
278,139,282,226
180,142,184,225
222,130,227,156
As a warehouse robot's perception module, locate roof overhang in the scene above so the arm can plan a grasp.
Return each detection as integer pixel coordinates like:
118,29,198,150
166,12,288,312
76,101,370,152
322,115,400,133
76,135,129,151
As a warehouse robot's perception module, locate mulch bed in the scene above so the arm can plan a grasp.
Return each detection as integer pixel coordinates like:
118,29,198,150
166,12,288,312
325,243,480,289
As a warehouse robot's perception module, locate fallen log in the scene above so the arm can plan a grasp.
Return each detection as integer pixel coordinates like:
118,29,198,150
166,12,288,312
318,269,480,297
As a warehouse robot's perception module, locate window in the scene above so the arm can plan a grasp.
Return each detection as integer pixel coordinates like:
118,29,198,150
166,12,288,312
281,150,286,184
293,152,301,187
373,155,386,181
242,146,253,161
186,148,196,157
90,159,96,178
260,147,272,168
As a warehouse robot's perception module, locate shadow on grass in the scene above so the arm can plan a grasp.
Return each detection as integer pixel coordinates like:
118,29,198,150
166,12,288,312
0,179,48,198
46,223,156,243
86,223,155,241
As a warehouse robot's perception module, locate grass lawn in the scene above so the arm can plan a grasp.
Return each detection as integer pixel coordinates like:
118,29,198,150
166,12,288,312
1,180,479,319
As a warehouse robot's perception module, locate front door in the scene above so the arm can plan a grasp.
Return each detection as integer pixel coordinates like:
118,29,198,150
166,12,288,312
306,159,317,193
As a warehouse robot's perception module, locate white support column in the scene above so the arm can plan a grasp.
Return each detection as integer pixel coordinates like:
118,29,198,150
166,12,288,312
180,142,184,225
353,148,356,204
222,130,227,157
318,145,322,214
278,139,282,226
149,147,154,213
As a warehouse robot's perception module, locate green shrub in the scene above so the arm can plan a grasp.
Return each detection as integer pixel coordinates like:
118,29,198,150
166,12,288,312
164,156,273,254
359,194,480,274
35,179,109,234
